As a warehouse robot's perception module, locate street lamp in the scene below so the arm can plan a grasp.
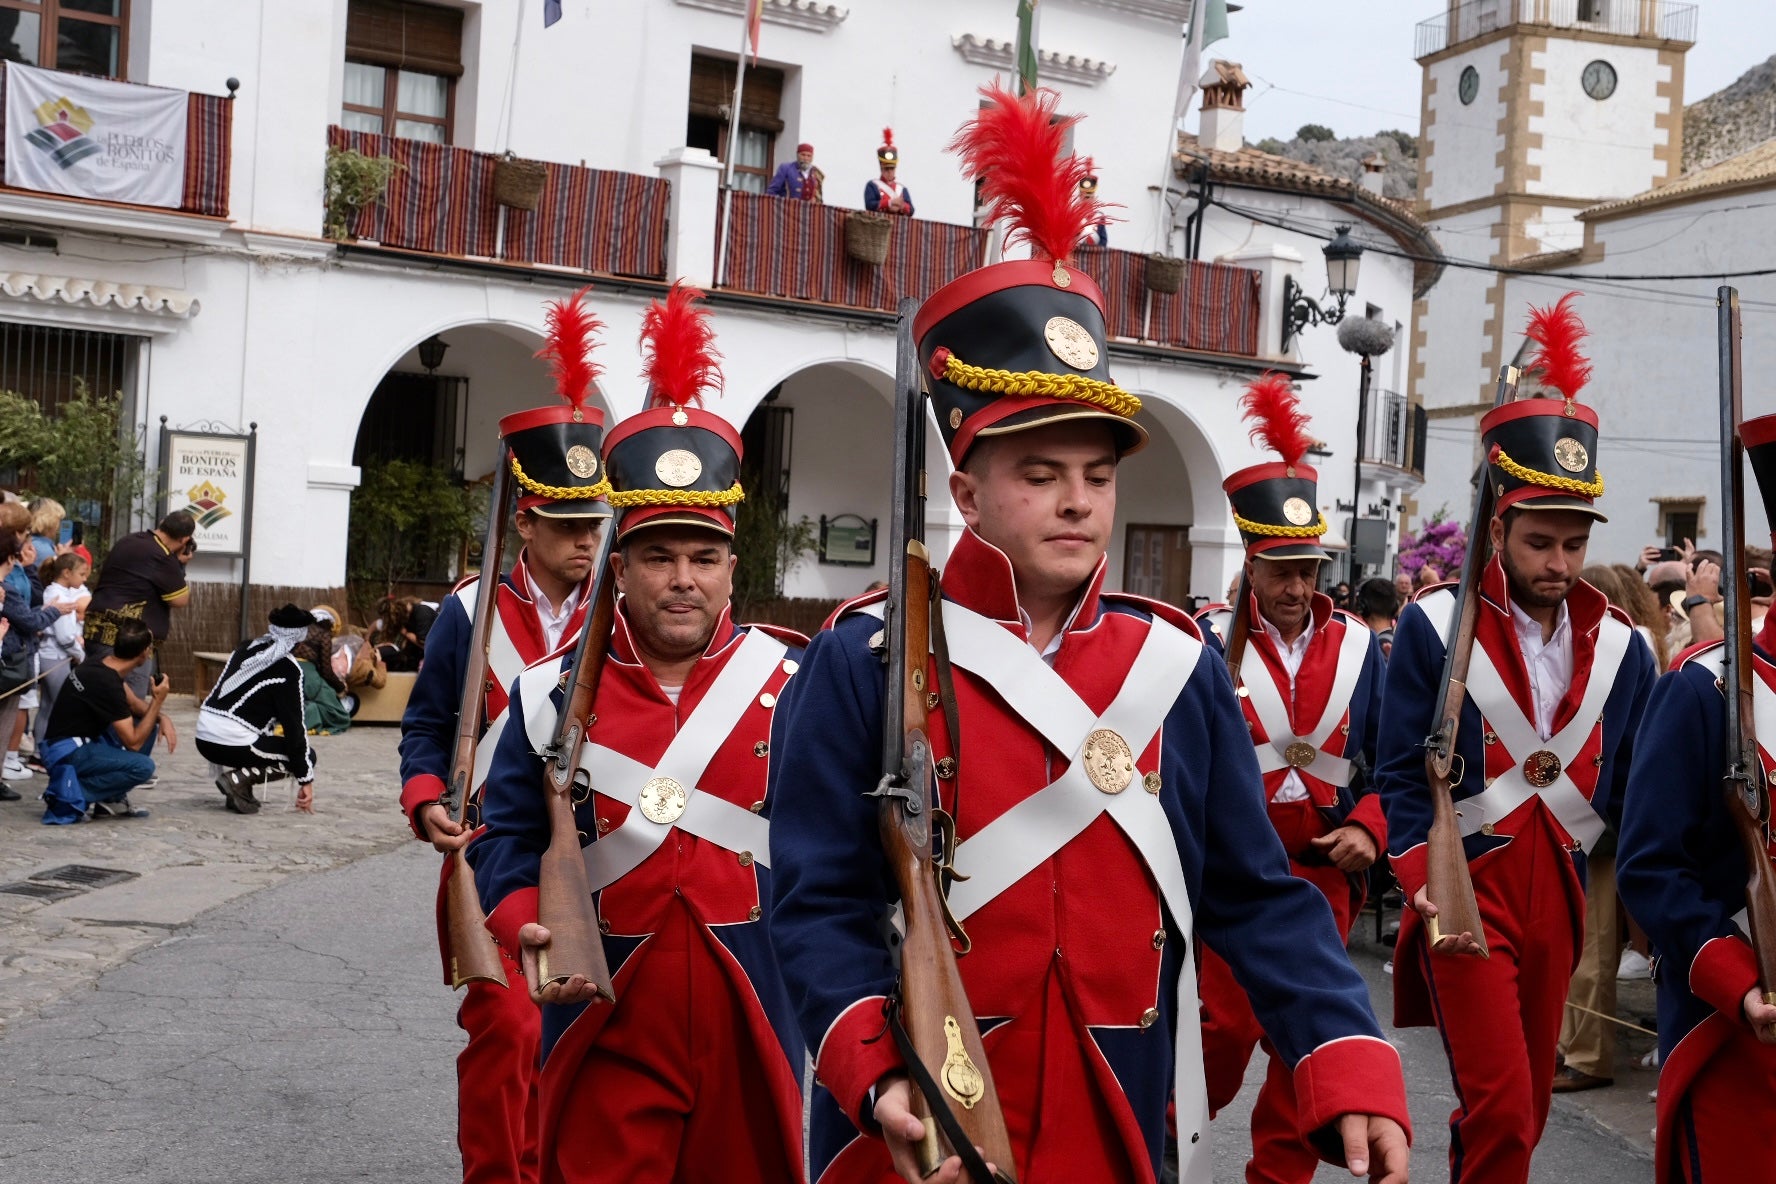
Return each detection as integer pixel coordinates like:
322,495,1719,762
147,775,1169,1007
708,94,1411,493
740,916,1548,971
1337,314,1396,585
417,334,449,374
1281,225,1365,352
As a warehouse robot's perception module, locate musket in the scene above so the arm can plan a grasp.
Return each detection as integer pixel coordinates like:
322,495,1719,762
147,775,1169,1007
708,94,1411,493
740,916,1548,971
1222,571,1254,686
441,451,515,989
533,529,619,1002
869,298,1015,1183
1715,285,1776,1010
1421,363,1521,958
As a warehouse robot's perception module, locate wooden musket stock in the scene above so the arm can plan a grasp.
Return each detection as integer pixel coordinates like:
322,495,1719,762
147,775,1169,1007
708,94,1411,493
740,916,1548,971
874,298,1014,1183
1715,286,1776,1008
535,534,618,1002
1421,364,1520,959
442,451,514,989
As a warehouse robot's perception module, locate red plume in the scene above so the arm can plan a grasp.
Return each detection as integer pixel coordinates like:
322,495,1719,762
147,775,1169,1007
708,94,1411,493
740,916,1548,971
535,285,603,410
1524,291,1592,401
639,281,722,409
881,127,894,148
947,81,1105,262
1238,371,1312,467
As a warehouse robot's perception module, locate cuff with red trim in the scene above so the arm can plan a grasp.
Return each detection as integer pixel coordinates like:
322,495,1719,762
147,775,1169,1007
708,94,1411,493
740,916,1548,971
400,774,448,839
1390,843,1427,902
1690,934,1760,1022
1293,1035,1412,1161
485,886,539,957
1347,793,1388,850
815,995,904,1132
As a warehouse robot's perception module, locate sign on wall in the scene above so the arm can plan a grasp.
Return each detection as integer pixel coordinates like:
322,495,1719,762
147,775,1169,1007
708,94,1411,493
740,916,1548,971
3,64,188,209
161,430,253,558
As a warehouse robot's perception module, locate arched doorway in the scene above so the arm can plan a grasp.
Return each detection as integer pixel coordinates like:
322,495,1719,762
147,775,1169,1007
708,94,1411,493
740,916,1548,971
1109,394,1231,610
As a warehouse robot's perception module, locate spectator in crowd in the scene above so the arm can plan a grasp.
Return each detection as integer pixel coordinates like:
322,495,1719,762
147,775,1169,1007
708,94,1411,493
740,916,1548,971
765,143,823,202
1648,553,1723,652
296,626,353,735
39,617,166,821
1589,563,1670,671
30,552,89,755
1332,579,1353,609
85,510,193,711
1355,577,1400,662
1412,562,1442,590
197,604,319,815
1392,569,1413,605
26,497,67,565
863,129,913,215
0,502,75,798
373,596,437,672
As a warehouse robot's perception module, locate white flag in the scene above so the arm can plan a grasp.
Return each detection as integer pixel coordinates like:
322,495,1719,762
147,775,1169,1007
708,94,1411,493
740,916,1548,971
4,64,188,209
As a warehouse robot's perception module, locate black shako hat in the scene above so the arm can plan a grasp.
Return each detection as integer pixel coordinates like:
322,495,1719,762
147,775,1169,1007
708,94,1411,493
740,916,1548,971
602,283,742,543
500,286,613,519
268,603,318,630
915,82,1146,467
1482,292,1606,522
1743,414,1776,531
1223,373,1330,562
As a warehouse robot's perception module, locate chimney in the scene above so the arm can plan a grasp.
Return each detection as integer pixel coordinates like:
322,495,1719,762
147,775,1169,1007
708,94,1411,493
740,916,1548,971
1359,152,1386,196
1198,59,1251,154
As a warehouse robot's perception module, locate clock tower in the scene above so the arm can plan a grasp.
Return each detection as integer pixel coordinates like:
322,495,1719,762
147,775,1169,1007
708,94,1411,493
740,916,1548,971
1407,0,1696,491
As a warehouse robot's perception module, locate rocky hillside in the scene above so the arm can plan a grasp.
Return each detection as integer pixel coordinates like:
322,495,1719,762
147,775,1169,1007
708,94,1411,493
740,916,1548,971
1684,53,1776,172
1252,128,1420,201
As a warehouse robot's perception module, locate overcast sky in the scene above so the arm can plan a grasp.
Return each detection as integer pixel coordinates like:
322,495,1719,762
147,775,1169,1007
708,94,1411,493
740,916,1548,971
1209,0,1773,144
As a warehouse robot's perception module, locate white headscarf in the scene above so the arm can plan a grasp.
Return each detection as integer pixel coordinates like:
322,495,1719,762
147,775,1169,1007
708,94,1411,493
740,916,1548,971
217,623,311,699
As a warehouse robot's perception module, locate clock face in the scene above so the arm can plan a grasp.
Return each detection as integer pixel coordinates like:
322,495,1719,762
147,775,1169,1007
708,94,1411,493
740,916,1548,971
1458,65,1479,105
1582,59,1617,100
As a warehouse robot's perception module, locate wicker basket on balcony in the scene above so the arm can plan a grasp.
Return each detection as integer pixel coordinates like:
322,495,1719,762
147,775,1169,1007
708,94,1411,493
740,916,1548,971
1144,253,1185,295
494,154,548,211
845,212,893,266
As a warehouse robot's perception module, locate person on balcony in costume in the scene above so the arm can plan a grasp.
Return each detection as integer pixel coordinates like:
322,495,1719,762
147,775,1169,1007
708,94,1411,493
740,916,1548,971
768,82,1409,1184
863,129,913,216
1374,293,1657,1184
767,142,824,202
1078,159,1108,247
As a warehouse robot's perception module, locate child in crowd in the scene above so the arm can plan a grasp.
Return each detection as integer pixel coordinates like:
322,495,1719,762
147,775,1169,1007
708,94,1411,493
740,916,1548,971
33,553,90,752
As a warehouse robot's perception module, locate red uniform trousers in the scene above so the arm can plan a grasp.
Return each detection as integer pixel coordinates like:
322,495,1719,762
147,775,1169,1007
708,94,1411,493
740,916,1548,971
1200,799,1358,1184
1674,1031,1776,1184
1419,811,1580,1184
826,954,1157,1184
542,898,801,1184
456,943,542,1184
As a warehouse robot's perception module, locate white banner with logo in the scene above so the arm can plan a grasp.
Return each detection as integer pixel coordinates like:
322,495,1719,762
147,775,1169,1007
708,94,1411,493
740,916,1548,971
4,64,187,208
163,432,252,557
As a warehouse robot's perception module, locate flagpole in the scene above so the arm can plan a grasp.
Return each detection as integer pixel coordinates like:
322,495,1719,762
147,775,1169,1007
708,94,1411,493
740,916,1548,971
714,5,756,288
1151,3,1204,255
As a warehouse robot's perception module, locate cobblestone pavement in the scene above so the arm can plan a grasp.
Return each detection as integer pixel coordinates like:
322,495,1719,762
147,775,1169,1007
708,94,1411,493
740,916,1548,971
0,698,415,1034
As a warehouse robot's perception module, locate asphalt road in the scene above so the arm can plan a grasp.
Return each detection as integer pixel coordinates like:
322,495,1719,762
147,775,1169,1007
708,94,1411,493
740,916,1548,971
0,843,1654,1183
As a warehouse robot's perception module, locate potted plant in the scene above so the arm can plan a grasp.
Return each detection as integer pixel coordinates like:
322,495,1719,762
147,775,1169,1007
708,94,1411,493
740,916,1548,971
324,146,402,241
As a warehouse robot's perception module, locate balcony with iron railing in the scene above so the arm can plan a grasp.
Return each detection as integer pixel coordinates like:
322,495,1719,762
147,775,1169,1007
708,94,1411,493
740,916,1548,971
1415,0,1697,58
1360,389,1427,482
326,131,1270,361
0,64,233,221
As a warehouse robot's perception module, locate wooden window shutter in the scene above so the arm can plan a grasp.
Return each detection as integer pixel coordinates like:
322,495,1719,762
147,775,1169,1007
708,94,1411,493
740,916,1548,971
687,54,785,134
346,0,465,77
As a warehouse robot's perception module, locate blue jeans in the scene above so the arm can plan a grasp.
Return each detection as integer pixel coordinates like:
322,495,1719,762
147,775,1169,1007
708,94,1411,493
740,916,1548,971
62,731,156,803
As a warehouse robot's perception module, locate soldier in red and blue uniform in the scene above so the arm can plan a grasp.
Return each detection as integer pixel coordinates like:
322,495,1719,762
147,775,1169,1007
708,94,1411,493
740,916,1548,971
767,83,1410,1184
1375,295,1657,1184
1193,374,1388,1184
1616,409,1776,1184
468,284,809,1184
398,290,610,1184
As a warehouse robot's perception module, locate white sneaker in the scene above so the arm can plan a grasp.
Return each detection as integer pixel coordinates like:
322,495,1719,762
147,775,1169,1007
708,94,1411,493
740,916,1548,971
1617,949,1652,980
1,754,29,780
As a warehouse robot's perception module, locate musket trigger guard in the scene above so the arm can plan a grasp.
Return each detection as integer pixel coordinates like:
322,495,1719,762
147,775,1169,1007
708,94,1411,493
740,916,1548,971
1447,753,1466,788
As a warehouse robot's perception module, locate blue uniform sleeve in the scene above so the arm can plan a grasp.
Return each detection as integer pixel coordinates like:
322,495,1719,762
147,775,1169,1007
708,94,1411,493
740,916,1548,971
766,165,789,197
1373,602,1445,897
397,594,470,829
1592,630,1656,833
863,179,882,210
466,668,556,952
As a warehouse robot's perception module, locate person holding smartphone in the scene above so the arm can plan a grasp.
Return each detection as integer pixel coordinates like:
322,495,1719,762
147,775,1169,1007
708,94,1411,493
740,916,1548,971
39,617,166,819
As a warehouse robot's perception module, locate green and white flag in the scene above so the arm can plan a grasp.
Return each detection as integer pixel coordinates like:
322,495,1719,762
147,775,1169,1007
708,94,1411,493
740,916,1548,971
1016,0,1040,95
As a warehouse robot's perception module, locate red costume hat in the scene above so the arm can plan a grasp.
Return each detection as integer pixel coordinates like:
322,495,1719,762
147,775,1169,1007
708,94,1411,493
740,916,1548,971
877,128,898,168
797,142,813,154
1481,291,1606,521
601,282,743,542
914,82,1143,466
1223,372,1331,562
498,286,612,519
1078,156,1099,196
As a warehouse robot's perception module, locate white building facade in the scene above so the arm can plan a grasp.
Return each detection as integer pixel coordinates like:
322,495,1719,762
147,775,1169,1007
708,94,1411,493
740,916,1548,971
0,0,1432,627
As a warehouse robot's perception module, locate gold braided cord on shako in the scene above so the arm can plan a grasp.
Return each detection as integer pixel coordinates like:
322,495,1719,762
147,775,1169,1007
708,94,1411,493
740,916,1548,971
938,351,1142,420
510,457,613,501
1232,509,1329,538
1490,445,1605,498
605,481,746,509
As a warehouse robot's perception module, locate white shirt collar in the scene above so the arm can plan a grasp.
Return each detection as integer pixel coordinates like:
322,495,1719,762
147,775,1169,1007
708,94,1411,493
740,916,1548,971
1018,594,1089,666
1509,596,1571,655
525,567,583,649
1260,609,1315,669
